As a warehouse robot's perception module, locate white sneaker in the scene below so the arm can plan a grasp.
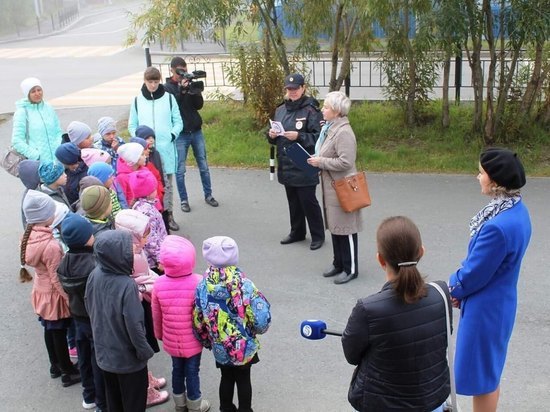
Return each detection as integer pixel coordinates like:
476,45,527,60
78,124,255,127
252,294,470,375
82,399,96,409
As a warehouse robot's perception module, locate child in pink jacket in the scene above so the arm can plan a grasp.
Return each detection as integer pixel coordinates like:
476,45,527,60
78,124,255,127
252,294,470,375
152,235,211,412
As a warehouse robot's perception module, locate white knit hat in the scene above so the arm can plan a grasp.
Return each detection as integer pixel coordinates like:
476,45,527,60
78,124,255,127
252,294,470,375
20,77,42,98
117,142,144,166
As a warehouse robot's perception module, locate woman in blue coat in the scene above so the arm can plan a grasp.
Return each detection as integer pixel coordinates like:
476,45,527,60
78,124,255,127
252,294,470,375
11,78,63,163
449,148,531,412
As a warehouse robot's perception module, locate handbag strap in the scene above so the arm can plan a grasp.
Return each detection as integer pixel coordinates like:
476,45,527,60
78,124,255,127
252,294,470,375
429,281,458,411
24,107,29,144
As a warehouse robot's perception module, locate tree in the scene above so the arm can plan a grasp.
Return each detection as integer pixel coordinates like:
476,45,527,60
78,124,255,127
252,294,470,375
370,0,438,127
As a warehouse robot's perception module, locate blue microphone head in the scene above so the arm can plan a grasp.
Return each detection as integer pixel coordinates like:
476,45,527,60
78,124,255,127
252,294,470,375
300,320,327,340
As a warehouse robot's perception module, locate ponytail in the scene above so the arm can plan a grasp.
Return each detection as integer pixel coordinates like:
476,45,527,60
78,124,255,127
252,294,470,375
19,224,33,283
376,216,426,304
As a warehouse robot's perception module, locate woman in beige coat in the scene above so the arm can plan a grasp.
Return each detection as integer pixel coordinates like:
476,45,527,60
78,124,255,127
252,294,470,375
308,91,363,284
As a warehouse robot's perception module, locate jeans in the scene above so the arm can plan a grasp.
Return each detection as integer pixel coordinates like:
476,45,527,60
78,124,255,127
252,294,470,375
172,353,202,400
75,320,107,409
175,130,212,201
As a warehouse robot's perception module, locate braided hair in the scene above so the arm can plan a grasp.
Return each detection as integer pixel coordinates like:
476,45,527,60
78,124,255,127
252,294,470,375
19,224,34,283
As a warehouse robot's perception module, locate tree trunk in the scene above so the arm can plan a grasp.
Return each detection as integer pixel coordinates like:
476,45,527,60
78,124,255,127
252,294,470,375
404,1,416,127
256,1,290,74
329,4,344,92
520,41,544,117
464,0,484,134
334,16,357,91
442,55,451,128
483,0,496,144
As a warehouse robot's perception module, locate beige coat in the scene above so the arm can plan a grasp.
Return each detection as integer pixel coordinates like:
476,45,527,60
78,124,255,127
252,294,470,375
317,116,363,235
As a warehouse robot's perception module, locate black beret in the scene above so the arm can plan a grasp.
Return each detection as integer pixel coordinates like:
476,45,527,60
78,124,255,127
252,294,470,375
480,147,526,190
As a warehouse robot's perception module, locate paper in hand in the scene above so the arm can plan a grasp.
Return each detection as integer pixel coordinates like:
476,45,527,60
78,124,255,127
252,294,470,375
270,119,285,135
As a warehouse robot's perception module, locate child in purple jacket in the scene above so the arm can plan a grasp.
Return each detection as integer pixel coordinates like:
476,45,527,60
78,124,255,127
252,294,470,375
130,169,167,273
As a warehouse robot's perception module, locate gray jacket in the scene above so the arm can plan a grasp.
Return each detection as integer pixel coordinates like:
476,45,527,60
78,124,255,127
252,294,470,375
85,230,154,374
317,116,363,235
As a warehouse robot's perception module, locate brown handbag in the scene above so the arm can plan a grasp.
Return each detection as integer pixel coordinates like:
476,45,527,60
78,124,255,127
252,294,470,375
329,171,372,213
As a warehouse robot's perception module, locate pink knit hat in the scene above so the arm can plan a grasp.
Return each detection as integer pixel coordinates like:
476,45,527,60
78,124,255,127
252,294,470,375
129,169,157,199
160,235,196,276
81,148,111,167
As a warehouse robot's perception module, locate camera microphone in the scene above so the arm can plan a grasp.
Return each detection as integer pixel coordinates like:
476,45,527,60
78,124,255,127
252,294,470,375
300,320,343,340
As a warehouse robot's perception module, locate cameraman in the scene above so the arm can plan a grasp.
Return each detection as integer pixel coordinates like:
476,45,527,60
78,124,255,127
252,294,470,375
164,57,219,213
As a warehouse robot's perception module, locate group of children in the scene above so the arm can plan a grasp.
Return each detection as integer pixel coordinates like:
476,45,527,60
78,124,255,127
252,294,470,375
17,115,271,412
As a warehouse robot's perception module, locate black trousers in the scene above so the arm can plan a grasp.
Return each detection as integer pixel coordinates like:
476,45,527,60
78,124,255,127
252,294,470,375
102,366,148,412
219,364,253,412
44,328,74,373
331,233,358,275
284,185,325,242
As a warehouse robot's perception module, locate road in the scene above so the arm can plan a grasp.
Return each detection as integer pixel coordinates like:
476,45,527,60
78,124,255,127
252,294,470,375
0,2,146,115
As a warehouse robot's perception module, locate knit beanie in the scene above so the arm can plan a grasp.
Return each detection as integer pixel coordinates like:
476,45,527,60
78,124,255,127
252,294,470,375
160,235,196,276
88,162,114,185
18,160,41,190
135,125,156,140
55,143,80,165
130,136,148,149
81,148,111,167
114,209,150,245
81,185,111,219
67,121,92,146
117,142,144,166
38,162,65,185
79,176,103,194
21,77,42,97
480,147,526,190
129,169,157,199
97,116,117,137
202,236,239,267
23,190,56,224
61,213,94,248
51,202,70,229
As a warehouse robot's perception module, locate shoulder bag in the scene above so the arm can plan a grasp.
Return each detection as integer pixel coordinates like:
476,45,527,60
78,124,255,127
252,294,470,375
1,108,29,177
429,281,459,412
328,170,372,213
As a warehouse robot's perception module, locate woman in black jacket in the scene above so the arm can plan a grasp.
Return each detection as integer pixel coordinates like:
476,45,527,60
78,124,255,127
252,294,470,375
342,216,450,412
268,73,325,251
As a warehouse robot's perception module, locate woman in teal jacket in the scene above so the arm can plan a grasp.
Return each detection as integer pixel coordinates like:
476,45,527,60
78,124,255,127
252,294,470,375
449,148,531,412
11,78,62,163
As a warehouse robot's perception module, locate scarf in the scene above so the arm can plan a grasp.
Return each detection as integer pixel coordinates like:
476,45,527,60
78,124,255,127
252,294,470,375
469,195,521,237
315,121,332,155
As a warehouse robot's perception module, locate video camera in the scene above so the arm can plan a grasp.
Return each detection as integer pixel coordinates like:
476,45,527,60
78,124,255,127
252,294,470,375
175,69,207,93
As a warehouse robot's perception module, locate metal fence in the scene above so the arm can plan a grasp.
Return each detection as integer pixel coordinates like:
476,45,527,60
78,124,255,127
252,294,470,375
149,50,534,101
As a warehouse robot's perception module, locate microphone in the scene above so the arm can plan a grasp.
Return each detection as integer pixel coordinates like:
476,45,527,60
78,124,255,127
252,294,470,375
300,320,343,340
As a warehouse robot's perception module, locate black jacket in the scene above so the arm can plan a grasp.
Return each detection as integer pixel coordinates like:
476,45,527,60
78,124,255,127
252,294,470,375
342,281,451,412
269,96,322,187
164,77,203,132
57,246,96,322
85,230,154,374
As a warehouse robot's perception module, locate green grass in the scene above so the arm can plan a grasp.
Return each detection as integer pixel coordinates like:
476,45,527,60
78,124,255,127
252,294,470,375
197,100,550,177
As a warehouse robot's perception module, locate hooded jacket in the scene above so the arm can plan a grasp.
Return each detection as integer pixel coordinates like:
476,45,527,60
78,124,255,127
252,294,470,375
152,236,203,358
65,161,88,205
11,98,62,162
57,245,95,322
269,95,323,187
193,266,271,366
128,84,183,175
25,226,70,320
85,230,154,373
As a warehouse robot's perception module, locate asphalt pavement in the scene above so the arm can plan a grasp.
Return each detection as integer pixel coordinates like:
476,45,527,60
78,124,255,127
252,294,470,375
0,105,549,411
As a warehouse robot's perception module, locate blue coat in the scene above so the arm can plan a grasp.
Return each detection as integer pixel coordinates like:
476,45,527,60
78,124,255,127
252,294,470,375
449,200,531,395
128,84,183,175
11,98,62,162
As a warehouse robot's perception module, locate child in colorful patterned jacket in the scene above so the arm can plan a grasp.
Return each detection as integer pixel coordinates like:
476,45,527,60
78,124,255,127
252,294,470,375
193,236,271,412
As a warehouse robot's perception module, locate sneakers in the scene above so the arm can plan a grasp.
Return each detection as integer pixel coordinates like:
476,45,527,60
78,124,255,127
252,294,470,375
148,371,167,389
82,400,96,410
146,386,169,408
180,201,191,212
205,195,219,207
68,346,78,359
